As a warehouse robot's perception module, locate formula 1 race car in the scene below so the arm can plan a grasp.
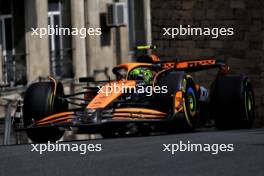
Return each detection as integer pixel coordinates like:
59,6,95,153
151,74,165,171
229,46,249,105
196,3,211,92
14,45,255,142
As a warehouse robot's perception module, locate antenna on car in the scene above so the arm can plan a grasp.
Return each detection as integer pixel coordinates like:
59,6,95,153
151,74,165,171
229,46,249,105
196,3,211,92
134,45,160,63
135,45,157,54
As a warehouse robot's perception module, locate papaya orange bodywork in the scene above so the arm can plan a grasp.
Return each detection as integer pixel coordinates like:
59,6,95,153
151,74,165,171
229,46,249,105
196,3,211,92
116,63,152,72
114,108,167,115
176,59,216,69
87,80,136,109
36,112,74,124
161,59,216,69
175,91,183,113
113,113,165,119
36,115,74,126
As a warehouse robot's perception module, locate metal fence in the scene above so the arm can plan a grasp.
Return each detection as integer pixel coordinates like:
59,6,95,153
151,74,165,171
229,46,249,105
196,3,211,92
50,48,73,79
2,52,27,87
1,48,74,87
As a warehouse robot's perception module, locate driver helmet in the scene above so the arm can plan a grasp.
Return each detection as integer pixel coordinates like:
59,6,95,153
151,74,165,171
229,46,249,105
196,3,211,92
129,67,155,84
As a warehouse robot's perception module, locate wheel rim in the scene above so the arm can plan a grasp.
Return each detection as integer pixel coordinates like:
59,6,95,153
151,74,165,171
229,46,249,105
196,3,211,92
182,86,198,128
186,87,197,116
245,90,254,120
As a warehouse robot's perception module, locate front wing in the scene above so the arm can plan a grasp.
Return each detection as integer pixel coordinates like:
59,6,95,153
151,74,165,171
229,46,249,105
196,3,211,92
17,108,176,133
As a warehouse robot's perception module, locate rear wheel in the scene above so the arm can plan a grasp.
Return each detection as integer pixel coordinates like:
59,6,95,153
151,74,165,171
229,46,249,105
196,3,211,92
23,82,68,142
210,76,255,129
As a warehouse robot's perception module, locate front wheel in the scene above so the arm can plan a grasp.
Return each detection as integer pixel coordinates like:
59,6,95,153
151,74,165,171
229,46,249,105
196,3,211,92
23,82,68,142
172,76,199,131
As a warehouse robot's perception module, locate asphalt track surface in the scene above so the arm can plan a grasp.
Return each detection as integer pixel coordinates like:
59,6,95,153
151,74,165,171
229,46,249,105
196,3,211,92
0,128,264,176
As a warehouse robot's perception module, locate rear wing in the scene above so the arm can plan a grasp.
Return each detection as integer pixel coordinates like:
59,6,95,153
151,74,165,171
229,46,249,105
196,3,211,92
160,58,228,72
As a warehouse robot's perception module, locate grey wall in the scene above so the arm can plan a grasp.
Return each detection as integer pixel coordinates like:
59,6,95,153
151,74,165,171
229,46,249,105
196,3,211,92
84,0,129,79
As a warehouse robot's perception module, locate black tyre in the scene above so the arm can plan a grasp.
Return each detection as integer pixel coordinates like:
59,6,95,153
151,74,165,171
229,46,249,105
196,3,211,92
155,71,199,130
155,71,186,110
23,82,68,142
210,76,255,129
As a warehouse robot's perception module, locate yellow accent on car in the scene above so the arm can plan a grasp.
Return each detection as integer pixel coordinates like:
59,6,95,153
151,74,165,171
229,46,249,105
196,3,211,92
136,45,157,50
